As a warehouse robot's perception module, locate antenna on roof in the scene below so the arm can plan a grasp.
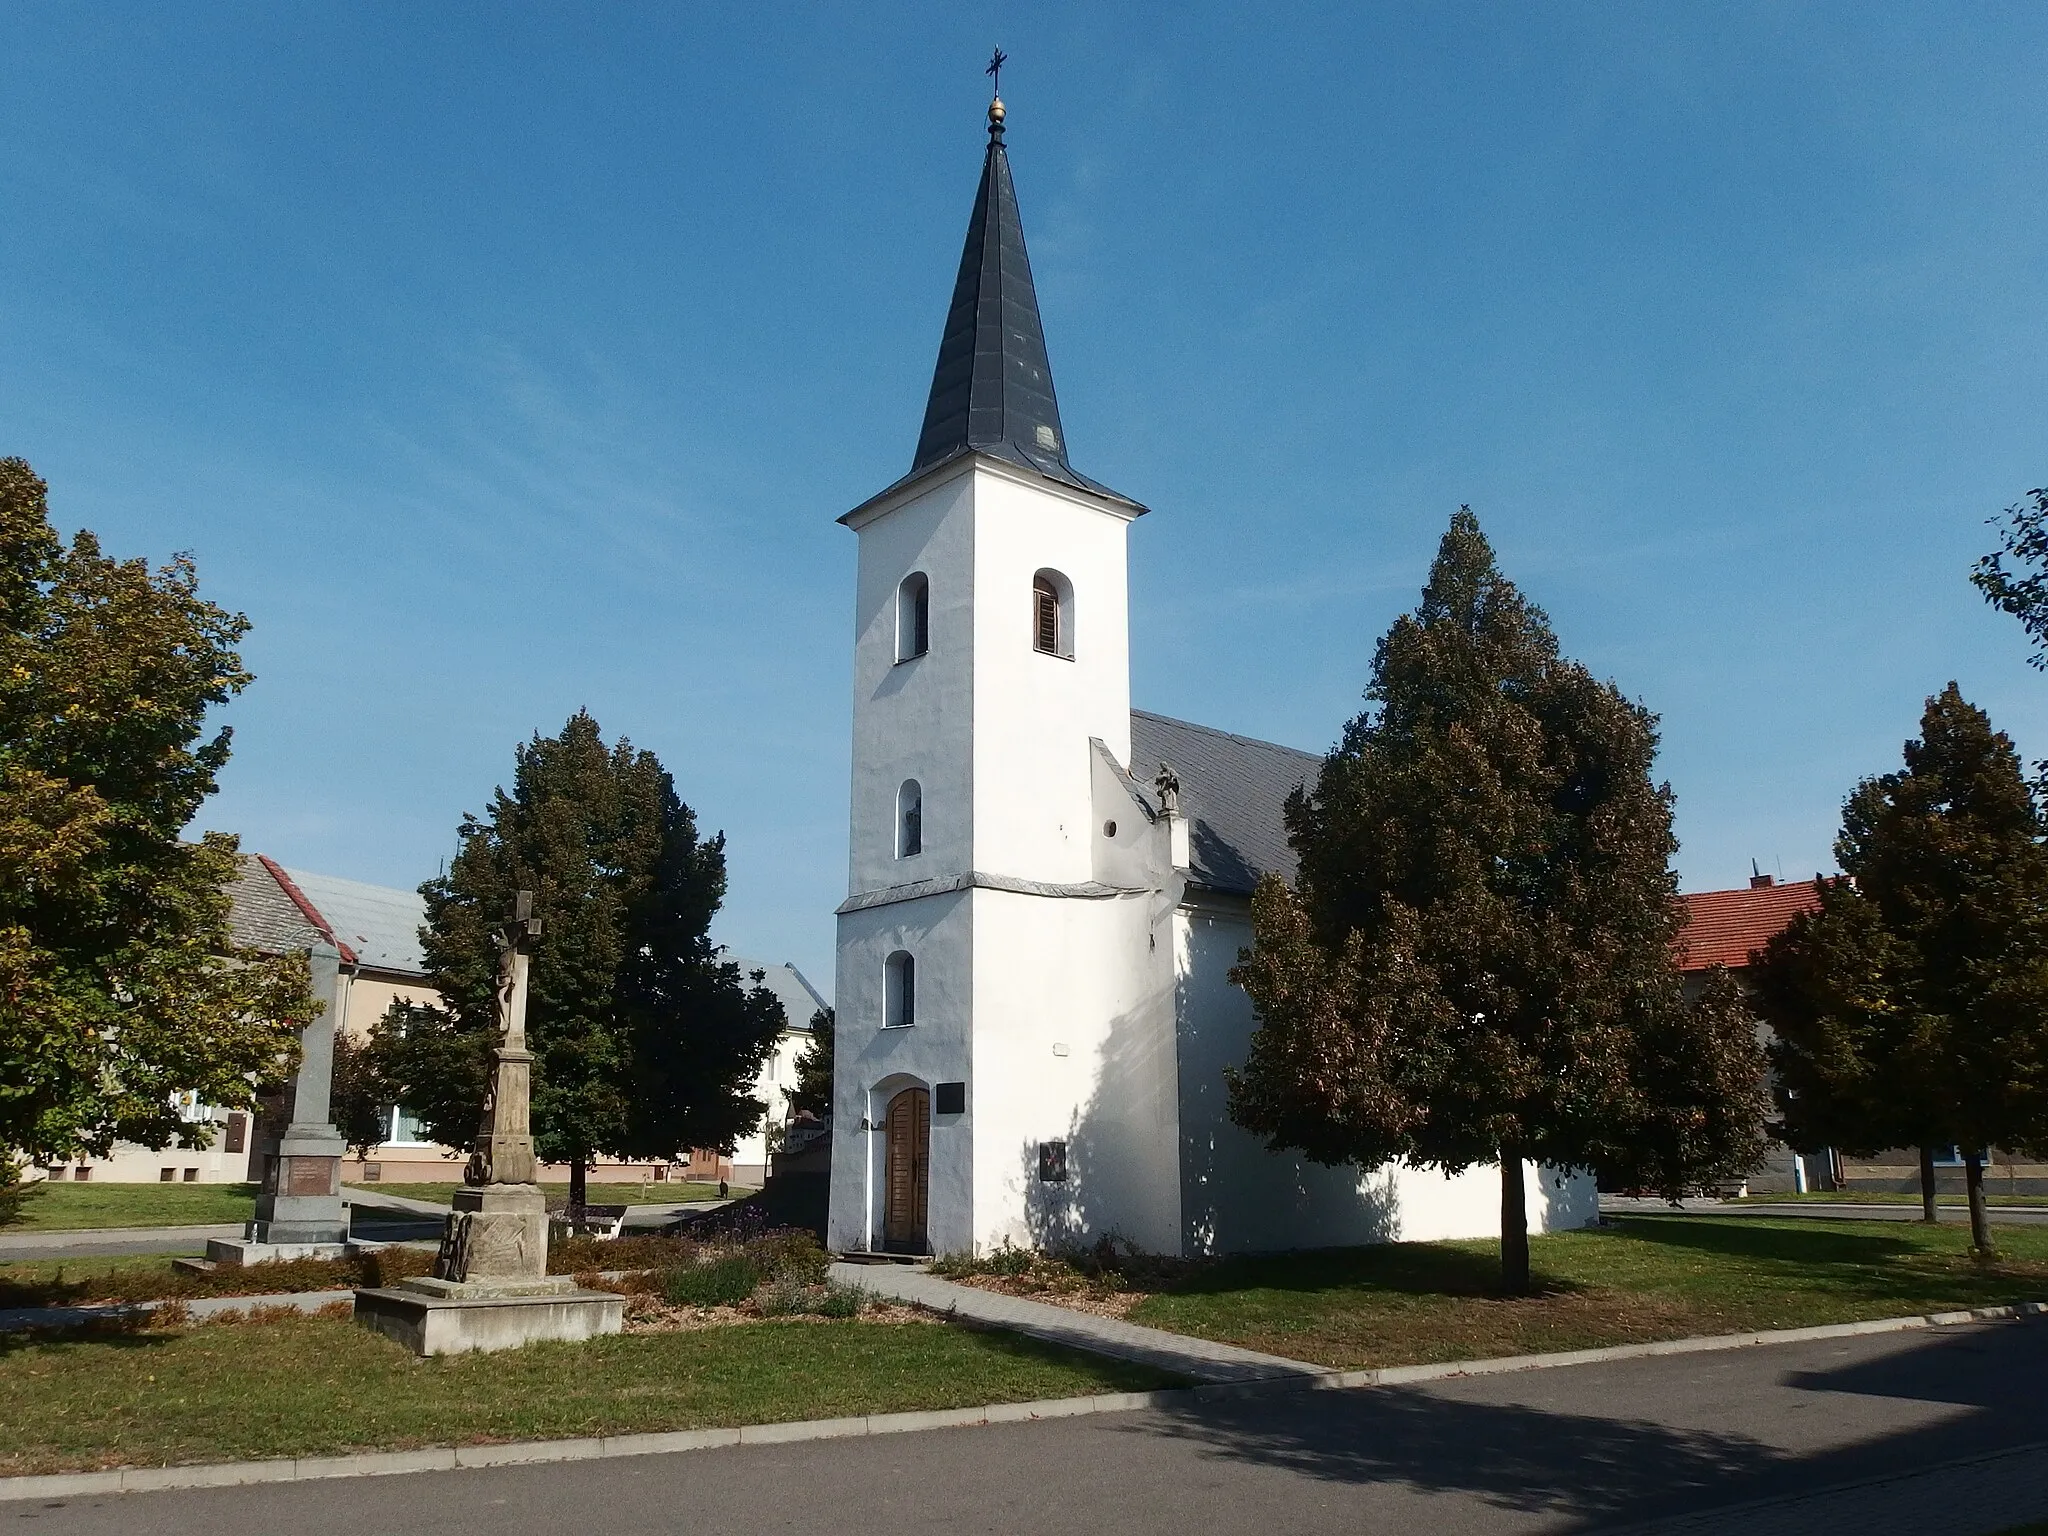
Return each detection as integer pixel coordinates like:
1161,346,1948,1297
1751,858,1761,880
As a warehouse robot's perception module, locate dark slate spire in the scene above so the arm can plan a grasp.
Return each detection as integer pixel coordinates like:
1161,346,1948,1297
903,95,1142,512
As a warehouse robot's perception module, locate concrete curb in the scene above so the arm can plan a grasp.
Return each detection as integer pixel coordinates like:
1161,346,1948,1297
0,1389,1189,1502
2,1299,2042,1501
1308,1298,2048,1391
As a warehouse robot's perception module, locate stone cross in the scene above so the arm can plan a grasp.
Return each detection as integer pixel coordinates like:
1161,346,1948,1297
465,891,542,1189
431,890,557,1289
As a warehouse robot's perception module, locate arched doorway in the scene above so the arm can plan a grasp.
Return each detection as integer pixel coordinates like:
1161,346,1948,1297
881,1085,930,1253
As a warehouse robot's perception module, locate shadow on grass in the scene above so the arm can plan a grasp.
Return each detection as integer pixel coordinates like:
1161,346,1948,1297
1155,1241,1583,1304
1601,1213,1922,1268
0,1319,173,1359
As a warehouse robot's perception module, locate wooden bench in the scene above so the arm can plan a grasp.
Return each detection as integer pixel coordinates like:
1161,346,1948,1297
554,1203,630,1240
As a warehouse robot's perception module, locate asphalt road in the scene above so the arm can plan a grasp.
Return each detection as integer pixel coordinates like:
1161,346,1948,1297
9,1319,2043,1536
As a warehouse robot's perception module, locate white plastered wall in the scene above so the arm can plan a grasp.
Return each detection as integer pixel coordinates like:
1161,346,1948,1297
1174,903,1598,1254
968,881,1180,1256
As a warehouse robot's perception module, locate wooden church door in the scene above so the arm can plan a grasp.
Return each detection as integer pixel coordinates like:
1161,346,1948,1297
882,1086,930,1252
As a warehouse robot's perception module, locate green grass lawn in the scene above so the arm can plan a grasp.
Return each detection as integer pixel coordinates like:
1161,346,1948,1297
0,1315,1181,1475
1728,1190,2048,1208
347,1182,733,1207
1123,1214,2048,1370
4,1182,256,1233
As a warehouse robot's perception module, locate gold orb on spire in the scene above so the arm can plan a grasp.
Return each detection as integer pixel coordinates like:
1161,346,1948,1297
988,96,1005,125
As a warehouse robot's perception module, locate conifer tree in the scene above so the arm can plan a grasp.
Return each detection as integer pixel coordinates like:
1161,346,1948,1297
373,712,783,1208
0,458,315,1163
786,1006,835,1122
1231,508,1764,1291
1752,686,2048,1251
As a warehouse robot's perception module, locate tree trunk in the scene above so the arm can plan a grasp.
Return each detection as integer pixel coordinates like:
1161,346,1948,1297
1919,1146,1939,1223
1964,1152,1993,1254
569,1156,588,1216
1500,1148,1530,1294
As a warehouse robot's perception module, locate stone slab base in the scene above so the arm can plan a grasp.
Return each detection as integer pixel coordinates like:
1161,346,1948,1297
353,1285,623,1356
208,1239,355,1266
399,1275,576,1301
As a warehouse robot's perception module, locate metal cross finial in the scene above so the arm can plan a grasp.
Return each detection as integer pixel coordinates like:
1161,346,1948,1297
986,47,1007,95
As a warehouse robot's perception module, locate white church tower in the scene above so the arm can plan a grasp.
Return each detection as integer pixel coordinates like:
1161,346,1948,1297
827,92,1183,1256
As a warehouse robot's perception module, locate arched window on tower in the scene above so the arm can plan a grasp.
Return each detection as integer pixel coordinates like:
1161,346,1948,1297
897,779,922,858
897,573,930,661
884,951,916,1029
1032,569,1074,659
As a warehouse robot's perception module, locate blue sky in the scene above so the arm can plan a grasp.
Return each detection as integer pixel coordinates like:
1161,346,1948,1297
5,4,2045,990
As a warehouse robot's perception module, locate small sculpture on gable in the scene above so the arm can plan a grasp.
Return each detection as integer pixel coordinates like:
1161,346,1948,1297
1153,763,1181,816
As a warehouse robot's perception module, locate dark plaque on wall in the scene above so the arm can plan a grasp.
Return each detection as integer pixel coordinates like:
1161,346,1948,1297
935,1081,966,1116
1038,1139,1068,1183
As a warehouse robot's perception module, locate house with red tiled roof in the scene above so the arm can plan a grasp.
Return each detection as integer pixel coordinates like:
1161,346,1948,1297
1676,874,1824,977
1668,873,1831,1194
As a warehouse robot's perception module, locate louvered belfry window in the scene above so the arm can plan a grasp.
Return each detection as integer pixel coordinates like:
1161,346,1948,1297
1034,575,1060,655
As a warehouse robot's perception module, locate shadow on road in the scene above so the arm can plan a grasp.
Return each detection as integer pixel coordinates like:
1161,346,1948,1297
1125,1317,2048,1530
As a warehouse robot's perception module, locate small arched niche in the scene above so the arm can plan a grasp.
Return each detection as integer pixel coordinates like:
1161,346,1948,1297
896,572,930,662
884,950,916,1029
1032,569,1074,659
896,779,923,858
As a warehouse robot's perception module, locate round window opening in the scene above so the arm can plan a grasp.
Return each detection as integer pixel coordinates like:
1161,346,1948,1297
1102,820,1117,838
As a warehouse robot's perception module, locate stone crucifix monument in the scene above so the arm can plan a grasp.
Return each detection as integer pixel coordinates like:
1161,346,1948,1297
354,891,623,1355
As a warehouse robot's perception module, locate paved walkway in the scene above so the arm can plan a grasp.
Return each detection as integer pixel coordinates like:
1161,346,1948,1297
828,1261,1326,1384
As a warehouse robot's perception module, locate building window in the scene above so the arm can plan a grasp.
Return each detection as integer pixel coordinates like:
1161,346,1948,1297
897,572,930,661
159,1167,175,1182
1032,570,1073,658
897,779,923,858
1038,1140,1068,1182
884,950,916,1029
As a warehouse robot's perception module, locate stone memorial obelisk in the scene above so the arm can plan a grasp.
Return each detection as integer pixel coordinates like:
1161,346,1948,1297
210,941,351,1263
354,892,623,1354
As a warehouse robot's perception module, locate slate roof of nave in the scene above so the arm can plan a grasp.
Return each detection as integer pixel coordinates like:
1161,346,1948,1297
1128,711,1322,897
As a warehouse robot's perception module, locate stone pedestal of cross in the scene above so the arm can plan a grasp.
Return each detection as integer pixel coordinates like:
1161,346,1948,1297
353,891,623,1353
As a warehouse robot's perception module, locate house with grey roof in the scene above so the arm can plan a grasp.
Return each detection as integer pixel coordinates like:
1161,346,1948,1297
826,92,1597,1258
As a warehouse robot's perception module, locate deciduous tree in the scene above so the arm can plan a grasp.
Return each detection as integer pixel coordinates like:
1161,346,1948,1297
0,457,314,1163
1972,486,2048,673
